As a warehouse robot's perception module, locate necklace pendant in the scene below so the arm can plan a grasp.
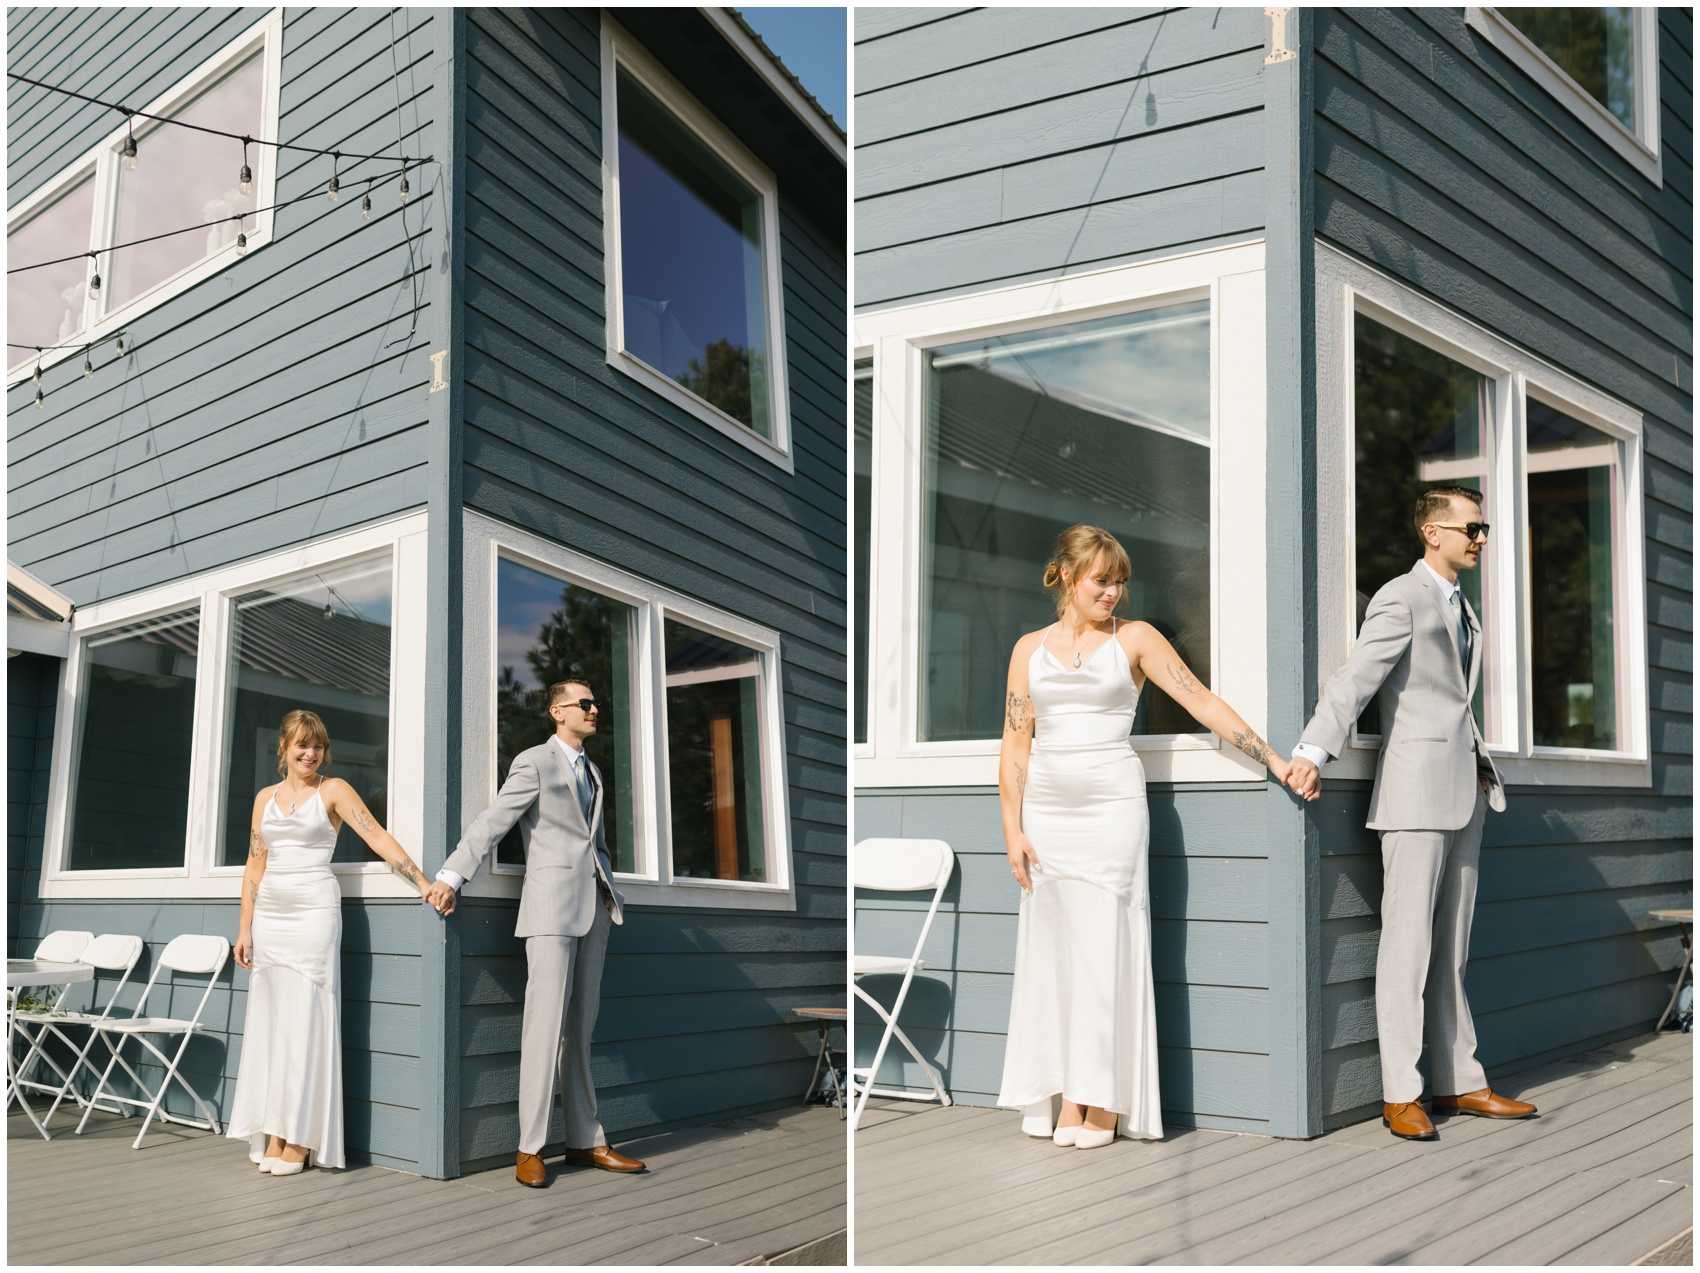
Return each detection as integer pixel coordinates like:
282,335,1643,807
1072,653,1081,668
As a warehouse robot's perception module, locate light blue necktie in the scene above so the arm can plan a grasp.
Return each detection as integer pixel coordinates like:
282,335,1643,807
1448,589,1470,678
572,753,594,821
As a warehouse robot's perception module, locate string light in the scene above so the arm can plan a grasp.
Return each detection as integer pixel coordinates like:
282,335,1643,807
34,386,43,408
240,136,252,196
87,255,101,300
362,180,372,221
115,335,126,356
399,165,409,204
327,152,340,204
236,228,248,255
323,601,334,620
121,118,137,170
33,356,42,387
83,349,93,378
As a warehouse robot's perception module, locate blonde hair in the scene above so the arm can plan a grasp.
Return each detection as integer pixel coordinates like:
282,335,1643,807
1042,525,1132,620
276,710,332,776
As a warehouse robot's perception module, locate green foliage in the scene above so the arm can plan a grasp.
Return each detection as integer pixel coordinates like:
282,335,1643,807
677,337,755,427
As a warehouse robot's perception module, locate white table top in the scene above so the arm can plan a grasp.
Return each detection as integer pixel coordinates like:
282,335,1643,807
7,958,94,989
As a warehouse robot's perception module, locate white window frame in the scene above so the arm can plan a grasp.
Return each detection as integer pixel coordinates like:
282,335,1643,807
1466,6,1661,186
853,240,1270,788
462,510,796,911
5,9,283,385
599,14,794,473
1316,244,1650,790
38,513,430,899
852,346,875,756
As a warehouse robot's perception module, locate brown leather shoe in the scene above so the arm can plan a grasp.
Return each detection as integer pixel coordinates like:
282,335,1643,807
1433,1087,1536,1118
515,1150,547,1187
1382,1101,1438,1140
561,1143,645,1173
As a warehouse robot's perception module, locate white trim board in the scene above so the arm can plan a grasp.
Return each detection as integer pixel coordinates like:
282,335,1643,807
854,240,1271,789
1314,243,1651,791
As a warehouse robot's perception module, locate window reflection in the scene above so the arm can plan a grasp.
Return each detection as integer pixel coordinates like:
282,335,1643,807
664,620,766,883
919,301,1212,741
112,53,261,308
220,557,393,866
68,608,200,870
1527,401,1620,750
1353,315,1495,738
1502,8,1638,129
616,68,772,438
854,358,873,746
494,558,636,871
7,176,95,368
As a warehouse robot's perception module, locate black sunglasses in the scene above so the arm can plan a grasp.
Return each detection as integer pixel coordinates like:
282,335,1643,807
1429,521,1491,541
553,698,604,713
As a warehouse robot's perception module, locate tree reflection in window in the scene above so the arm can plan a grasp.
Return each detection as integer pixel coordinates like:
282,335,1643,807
494,558,636,870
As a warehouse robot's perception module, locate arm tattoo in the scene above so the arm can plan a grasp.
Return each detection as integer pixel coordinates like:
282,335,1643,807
1167,661,1202,695
245,879,259,907
247,831,267,861
1005,692,1033,735
1014,760,1027,802
393,858,427,888
1230,729,1272,766
351,805,378,835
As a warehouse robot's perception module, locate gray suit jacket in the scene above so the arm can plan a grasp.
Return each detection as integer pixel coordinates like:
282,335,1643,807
444,740,625,938
1300,561,1506,832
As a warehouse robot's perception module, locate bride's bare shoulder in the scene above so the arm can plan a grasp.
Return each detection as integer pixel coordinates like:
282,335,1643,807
1012,627,1049,656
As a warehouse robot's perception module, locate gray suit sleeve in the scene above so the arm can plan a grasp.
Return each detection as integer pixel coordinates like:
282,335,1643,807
442,752,541,885
1300,586,1414,759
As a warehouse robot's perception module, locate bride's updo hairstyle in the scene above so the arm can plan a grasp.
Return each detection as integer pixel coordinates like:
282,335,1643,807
276,709,333,776
1042,525,1132,619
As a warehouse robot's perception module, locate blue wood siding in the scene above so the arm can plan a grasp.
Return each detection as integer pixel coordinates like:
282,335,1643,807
6,7,436,606
855,786,1273,1134
1309,7,1692,1128
454,8,846,1171
4,7,440,1171
854,6,1268,308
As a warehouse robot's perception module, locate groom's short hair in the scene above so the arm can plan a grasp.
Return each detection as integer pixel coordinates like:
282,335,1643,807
1413,485,1483,538
547,679,592,708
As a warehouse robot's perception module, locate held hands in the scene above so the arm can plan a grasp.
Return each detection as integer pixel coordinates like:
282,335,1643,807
1286,756,1322,802
1007,833,1041,892
234,932,253,970
424,880,457,916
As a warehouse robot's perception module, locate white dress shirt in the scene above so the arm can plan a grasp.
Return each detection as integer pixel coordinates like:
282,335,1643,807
436,736,585,892
1291,561,1460,769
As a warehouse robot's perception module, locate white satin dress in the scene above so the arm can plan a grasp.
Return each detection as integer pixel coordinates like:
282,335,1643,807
227,786,346,1168
995,624,1164,1140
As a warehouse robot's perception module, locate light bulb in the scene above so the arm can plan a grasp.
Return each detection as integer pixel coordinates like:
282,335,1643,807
33,363,42,387
327,173,339,203
236,231,248,254
361,192,371,220
88,272,101,300
33,387,43,409
83,354,93,378
115,336,126,356
323,602,334,620
399,172,410,204
240,162,252,196
121,134,137,170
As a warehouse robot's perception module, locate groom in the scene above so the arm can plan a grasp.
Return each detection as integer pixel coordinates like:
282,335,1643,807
1286,486,1535,1141
425,679,645,1184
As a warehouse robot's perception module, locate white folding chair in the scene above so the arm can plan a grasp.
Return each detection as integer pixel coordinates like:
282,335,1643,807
30,934,146,1126
10,930,94,1099
851,837,956,1129
76,934,231,1149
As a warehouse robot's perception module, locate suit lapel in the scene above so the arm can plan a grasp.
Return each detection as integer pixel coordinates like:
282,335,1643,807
1463,593,1483,699
1416,562,1467,689
549,742,591,835
587,758,604,831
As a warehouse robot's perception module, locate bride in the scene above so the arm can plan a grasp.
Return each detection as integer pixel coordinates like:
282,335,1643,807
994,525,1304,1147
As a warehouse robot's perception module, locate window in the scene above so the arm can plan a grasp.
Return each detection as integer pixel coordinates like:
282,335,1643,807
1466,7,1660,185
5,14,280,382
1316,246,1649,788
601,17,791,468
218,556,394,867
42,514,429,898
465,512,795,910
494,556,637,871
853,356,873,746
1352,315,1496,739
856,243,1271,788
66,608,200,871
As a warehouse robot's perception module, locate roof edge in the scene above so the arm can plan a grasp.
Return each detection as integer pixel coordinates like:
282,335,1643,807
702,7,846,166
8,560,73,621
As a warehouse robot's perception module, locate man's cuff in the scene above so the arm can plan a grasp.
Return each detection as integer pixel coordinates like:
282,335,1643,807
435,868,465,891
1291,742,1332,768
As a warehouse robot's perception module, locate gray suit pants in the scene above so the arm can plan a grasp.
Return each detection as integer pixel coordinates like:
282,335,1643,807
518,901,612,1154
1377,792,1491,1103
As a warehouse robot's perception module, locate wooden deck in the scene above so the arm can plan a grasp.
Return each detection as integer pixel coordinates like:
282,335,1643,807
8,1104,845,1266
855,1031,1691,1265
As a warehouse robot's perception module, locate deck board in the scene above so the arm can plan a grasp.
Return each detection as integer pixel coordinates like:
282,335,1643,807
8,1104,844,1265
854,1032,1691,1265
